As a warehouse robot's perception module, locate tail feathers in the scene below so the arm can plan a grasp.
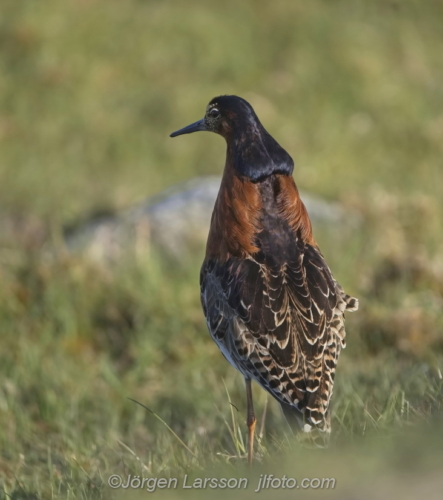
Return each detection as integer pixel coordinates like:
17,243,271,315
280,403,331,448
344,294,359,312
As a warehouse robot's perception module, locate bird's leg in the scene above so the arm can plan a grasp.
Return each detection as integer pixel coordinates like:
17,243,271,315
245,377,256,465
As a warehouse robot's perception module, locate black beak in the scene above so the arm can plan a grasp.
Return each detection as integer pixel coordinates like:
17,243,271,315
170,118,207,138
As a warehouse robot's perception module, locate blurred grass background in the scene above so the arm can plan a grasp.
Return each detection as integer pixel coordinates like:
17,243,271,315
1,0,443,498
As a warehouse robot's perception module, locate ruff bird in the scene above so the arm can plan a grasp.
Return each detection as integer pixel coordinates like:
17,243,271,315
170,95,358,463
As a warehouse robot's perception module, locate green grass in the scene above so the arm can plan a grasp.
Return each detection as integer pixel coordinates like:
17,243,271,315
1,0,443,498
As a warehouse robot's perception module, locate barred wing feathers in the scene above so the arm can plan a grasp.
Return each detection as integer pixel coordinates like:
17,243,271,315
200,240,358,431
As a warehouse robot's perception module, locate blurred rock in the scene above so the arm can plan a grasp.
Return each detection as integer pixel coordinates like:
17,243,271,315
64,176,358,262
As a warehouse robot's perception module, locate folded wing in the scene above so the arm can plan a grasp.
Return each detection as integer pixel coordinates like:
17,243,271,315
201,238,357,431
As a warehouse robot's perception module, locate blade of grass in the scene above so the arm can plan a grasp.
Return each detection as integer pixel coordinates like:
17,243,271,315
127,397,197,459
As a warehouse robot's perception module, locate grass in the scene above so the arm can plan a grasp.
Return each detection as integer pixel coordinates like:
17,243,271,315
0,0,443,498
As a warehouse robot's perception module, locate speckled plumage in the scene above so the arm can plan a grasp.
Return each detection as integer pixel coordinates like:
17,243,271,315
171,95,358,455
201,173,358,434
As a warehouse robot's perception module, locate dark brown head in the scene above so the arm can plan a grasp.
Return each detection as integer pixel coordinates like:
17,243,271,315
170,95,294,182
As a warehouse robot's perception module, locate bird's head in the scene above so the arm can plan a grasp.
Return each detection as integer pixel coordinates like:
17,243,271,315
170,95,294,182
170,95,259,139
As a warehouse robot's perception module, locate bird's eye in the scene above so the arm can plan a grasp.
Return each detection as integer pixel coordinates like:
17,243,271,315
209,108,220,118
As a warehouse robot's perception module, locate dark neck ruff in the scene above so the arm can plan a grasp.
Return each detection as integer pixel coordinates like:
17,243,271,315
227,123,294,182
